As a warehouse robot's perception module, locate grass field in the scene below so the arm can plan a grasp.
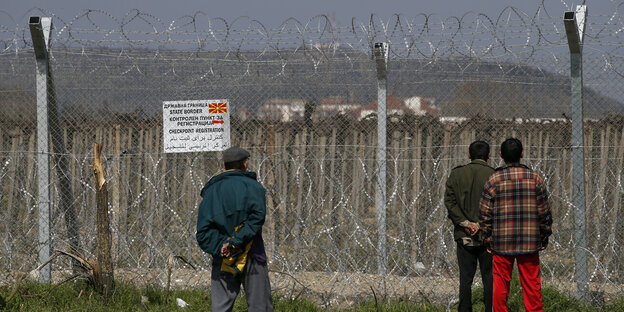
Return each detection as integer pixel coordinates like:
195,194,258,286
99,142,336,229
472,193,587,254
1,277,622,311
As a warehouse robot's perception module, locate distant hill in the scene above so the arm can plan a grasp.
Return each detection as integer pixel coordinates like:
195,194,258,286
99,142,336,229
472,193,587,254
1,47,621,123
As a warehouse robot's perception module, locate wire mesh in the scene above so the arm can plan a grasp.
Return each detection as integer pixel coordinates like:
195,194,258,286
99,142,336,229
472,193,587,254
1,2,624,309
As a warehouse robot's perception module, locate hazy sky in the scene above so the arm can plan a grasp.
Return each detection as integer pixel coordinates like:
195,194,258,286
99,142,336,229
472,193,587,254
2,0,618,28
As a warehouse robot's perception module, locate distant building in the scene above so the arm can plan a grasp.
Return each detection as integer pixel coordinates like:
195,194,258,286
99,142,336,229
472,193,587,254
258,98,306,121
404,96,438,117
257,95,437,121
357,95,438,120
438,117,572,124
439,116,468,124
237,107,251,121
312,96,361,120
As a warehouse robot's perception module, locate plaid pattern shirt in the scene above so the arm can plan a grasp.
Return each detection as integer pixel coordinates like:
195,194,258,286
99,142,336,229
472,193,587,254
479,163,553,255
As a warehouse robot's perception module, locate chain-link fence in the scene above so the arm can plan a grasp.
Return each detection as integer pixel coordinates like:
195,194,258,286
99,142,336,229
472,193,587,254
1,2,624,309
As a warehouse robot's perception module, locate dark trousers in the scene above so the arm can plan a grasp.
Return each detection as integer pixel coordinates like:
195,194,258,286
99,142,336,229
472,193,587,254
211,257,273,312
457,242,493,312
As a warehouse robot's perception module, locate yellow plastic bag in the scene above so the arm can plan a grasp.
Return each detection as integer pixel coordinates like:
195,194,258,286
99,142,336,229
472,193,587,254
220,225,253,276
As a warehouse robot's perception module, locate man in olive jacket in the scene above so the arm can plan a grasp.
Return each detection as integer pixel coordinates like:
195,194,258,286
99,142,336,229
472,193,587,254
196,146,273,312
444,140,494,312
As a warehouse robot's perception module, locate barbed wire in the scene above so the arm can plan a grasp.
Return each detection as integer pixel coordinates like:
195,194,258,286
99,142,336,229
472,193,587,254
0,2,622,59
2,2,624,309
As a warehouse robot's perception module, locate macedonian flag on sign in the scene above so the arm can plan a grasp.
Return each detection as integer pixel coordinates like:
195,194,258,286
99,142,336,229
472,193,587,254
209,102,227,114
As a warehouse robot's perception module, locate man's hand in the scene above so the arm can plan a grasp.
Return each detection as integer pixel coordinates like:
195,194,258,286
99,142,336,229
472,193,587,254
221,242,232,258
466,222,479,236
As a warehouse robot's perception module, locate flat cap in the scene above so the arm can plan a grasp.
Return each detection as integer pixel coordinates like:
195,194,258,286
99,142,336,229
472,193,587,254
223,146,250,163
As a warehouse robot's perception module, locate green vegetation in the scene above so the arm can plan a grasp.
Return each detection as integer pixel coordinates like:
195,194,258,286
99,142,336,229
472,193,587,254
467,274,620,312
0,280,621,311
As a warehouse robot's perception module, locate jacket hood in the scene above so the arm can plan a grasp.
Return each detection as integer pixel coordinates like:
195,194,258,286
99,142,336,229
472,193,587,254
201,170,258,194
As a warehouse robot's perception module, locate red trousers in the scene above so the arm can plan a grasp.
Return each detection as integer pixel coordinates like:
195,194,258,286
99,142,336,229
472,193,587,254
493,253,543,312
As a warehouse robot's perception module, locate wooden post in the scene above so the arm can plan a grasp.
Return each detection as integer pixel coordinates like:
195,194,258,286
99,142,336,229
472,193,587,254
294,131,302,242
121,127,132,241
328,128,338,247
93,142,114,295
280,128,291,248
615,127,624,259
596,126,609,247
111,125,121,261
7,130,20,240
351,131,361,216
145,128,154,254
316,135,327,222
265,125,276,253
410,127,422,266
272,128,282,247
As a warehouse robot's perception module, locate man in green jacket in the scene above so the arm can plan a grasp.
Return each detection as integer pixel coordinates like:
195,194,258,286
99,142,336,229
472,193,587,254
196,146,273,312
444,140,494,312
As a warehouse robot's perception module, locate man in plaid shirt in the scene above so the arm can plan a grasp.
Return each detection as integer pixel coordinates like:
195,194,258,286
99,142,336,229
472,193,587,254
479,138,553,312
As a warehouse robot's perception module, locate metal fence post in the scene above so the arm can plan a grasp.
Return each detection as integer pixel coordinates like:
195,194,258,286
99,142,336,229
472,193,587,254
29,16,53,284
374,42,388,275
564,5,589,300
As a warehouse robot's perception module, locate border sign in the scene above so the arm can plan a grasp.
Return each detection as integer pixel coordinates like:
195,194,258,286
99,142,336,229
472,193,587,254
163,99,230,153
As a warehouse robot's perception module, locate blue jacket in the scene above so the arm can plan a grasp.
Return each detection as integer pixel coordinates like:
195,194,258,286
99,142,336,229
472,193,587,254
196,170,267,261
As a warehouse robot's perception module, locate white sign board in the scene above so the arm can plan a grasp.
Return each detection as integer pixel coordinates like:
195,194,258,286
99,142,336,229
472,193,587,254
163,99,230,153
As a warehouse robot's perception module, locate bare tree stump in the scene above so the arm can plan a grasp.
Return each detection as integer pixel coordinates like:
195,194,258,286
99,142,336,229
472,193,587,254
93,142,114,295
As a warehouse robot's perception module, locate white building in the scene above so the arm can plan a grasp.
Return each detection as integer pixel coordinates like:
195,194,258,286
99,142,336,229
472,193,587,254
259,98,306,121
